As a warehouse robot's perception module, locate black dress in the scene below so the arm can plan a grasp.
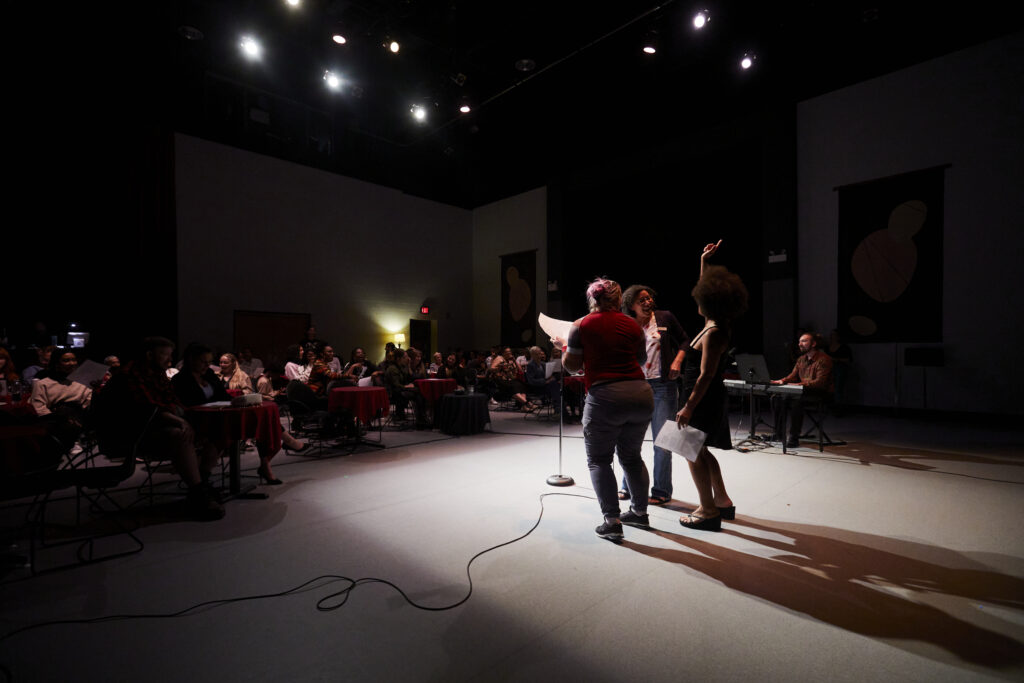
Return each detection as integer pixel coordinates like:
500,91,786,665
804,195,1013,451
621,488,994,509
681,325,732,450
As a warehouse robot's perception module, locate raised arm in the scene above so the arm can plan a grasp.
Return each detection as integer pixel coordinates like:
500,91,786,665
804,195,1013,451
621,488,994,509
700,239,722,278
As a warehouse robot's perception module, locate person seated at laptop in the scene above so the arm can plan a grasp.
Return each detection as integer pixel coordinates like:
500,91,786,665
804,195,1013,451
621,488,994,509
771,332,834,448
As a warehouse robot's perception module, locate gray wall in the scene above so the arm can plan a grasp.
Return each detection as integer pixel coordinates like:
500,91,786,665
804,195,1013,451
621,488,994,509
175,134,473,361
797,32,1024,413
470,187,548,350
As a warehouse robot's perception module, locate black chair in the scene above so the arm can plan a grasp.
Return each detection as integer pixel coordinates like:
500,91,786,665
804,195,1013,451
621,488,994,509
285,381,337,452
0,409,153,578
799,395,845,452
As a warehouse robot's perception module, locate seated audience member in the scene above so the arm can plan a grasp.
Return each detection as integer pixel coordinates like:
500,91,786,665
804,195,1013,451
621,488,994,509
95,337,224,520
218,352,254,393
173,344,231,407
323,345,342,374
435,353,462,384
30,349,92,450
515,349,530,372
0,347,20,393
407,348,428,379
306,344,349,396
284,344,312,383
488,346,535,411
251,365,309,453
237,347,263,378
428,352,443,376
383,348,428,428
771,332,834,448
525,346,562,414
22,345,55,383
256,364,286,400
342,347,377,383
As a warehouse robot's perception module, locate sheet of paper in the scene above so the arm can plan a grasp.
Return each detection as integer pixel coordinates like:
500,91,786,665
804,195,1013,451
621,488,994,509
653,419,707,462
67,359,109,387
538,312,572,346
544,360,561,378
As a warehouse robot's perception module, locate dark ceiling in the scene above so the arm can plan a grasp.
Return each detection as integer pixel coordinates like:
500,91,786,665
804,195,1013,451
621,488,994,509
149,1,1022,207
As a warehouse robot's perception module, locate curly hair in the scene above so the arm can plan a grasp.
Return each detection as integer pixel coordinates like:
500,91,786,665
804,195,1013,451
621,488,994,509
621,284,656,317
691,265,748,323
586,277,622,313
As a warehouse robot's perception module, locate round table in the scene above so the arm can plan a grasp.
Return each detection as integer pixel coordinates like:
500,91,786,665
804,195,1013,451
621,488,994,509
414,378,458,402
186,402,282,496
328,386,389,424
437,392,491,435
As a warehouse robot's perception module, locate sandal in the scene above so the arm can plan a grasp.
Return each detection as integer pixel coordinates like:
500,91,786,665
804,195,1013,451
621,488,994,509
679,512,722,532
648,495,671,506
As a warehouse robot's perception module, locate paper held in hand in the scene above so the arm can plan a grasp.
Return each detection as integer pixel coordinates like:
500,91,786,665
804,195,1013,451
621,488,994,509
538,312,572,347
653,419,706,462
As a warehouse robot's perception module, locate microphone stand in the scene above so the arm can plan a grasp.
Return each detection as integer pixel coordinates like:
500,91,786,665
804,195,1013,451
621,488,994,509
546,366,574,487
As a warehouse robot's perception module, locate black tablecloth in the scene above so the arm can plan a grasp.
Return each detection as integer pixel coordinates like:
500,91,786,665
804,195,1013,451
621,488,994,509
438,393,490,435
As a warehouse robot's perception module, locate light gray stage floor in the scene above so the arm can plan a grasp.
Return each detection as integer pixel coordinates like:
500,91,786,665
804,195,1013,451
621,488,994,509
2,407,1022,682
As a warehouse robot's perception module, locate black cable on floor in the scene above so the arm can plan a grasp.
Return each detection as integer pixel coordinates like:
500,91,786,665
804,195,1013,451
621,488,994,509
0,491,597,678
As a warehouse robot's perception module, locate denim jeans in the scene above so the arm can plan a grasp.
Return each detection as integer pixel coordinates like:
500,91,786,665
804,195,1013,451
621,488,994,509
584,380,654,518
621,377,679,499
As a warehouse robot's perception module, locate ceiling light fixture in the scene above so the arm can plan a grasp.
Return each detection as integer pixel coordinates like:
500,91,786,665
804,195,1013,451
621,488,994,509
693,10,710,30
410,104,427,122
740,52,757,70
642,30,658,55
323,70,342,90
332,34,346,45
239,36,262,60
284,0,300,7
385,37,400,53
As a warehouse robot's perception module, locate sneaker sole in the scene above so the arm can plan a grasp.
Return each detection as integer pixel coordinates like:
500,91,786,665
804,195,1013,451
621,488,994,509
621,518,649,529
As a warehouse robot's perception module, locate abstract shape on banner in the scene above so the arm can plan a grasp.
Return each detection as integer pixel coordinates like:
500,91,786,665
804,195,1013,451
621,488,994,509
838,167,944,343
850,200,926,304
507,267,531,324
501,251,537,346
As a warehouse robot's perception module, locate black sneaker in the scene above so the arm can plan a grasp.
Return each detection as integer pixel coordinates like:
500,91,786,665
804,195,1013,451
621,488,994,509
620,509,650,528
595,520,623,541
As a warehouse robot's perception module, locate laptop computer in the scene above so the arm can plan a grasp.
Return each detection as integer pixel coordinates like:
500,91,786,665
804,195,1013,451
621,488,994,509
734,353,772,385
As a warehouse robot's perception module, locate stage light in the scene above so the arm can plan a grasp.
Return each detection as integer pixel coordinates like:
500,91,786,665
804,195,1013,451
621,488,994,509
459,104,471,113
740,52,756,70
284,0,300,7
323,70,342,90
239,36,261,60
332,34,347,45
385,38,400,53
642,30,658,55
693,10,710,30
410,104,427,122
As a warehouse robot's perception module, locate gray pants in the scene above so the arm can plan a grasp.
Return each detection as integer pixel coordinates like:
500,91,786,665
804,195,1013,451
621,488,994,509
583,380,654,518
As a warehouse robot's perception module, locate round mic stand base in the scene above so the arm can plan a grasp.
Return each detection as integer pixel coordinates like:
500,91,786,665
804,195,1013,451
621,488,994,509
546,474,574,487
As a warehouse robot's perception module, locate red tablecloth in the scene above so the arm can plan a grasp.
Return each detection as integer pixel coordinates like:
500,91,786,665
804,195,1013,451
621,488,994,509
414,378,457,403
0,399,36,419
186,402,283,455
328,386,389,424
